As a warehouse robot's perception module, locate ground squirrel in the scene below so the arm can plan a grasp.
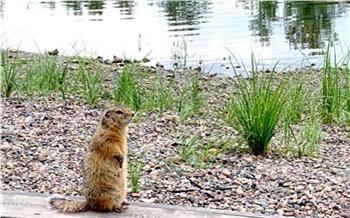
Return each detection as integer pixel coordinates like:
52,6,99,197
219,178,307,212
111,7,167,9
49,106,134,213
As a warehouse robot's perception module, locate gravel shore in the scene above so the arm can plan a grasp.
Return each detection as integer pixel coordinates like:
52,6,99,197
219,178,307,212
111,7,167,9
1,51,350,218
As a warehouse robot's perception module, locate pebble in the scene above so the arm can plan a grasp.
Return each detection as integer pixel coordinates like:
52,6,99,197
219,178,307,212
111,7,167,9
24,116,33,123
1,144,12,151
140,198,155,203
222,169,231,177
38,156,47,162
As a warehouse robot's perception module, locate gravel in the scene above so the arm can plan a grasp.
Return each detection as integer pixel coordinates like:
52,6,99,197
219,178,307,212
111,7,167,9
1,51,350,218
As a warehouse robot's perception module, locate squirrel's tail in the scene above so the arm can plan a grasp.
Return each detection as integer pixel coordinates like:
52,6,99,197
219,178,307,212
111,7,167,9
48,196,88,213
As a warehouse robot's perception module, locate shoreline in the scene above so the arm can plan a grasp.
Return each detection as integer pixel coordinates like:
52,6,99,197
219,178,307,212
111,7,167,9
1,49,350,217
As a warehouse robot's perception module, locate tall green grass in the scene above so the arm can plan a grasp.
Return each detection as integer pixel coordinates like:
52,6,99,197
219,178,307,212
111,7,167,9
78,62,103,105
177,72,204,123
284,77,310,124
338,51,350,123
179,133,199,165
129,159,143,193
283,96,323,157
171,37,188,69
114,63,143,111
225,54,290,155
151,72,175,117
343,64,350,123
298,112,323,157
1,49,21,97
321,44,342,124
20,54,68,98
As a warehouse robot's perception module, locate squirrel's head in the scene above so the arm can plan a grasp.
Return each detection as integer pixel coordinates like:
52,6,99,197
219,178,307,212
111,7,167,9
101,106,134,130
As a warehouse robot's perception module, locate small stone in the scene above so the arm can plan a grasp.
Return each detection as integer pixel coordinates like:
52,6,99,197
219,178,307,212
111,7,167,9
24,116,33,123
258,200,268,209
140,198,155,203
38,156,47,162
293,204,301,209
104,59,112,65
148,161,156,167
236,186,244,195
222,169,231,177
112,56,123,64
163,115,177,124
322,185,332,192
39,166,48,173
143,165,151,172
149,170,160,178
6,162,13,169
131,193,139,197
1,144,12,151
156,62,164,68
58,145,65,152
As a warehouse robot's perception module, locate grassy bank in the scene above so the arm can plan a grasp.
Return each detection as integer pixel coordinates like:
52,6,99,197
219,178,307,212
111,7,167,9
1,48,350,160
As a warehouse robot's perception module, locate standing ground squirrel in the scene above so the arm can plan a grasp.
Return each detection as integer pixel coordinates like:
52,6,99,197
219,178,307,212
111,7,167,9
49,106,134,213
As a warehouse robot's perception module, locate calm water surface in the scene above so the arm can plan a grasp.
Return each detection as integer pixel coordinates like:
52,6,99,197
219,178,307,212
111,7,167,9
1,0,349,75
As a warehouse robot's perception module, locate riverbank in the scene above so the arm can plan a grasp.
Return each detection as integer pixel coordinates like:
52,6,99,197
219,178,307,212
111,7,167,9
1,50,350,217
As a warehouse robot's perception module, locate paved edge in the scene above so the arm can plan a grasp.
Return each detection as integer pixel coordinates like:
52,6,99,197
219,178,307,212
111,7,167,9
0,190,286,218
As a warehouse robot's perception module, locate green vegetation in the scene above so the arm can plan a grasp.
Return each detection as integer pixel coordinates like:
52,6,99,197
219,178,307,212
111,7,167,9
114,63,143,111
171,36,188,69
1,45,350,162
1,49,21,97
21,54,69,98
78,62,103,105
225,54,290,155
178,72,204,124
152,73,175,117
179,133,199,164
284,77,310,124
129,158,143,193
321,44,342,124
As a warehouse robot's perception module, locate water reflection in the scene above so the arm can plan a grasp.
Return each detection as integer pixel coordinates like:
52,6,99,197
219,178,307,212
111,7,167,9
38,0,347,50
61,1,105,18
284,1,346,50
153,1,213,37
246,1,348,51
113,1,137,20
1,0,349,73
41,1,57,10
61,1,83,16
86,1,104,16
0,0,4,18
40,1,106,19
248,1,279,46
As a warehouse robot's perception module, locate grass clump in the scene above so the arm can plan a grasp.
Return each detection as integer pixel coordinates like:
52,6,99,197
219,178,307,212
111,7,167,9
142,69,175,117
78,62,103,105
1,49,21,97
179,133,199,165
298,115,323,157
225,54,290,155
320,45,342,124
283,96,323,157
178,72,204,123
129,158,143,193
178,132,232,168
171,36,188,70
114,63,143,111
284,77,310,124
20,54,68,98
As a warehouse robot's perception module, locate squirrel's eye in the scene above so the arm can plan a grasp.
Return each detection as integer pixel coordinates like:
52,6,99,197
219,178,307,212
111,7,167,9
116,110,123,115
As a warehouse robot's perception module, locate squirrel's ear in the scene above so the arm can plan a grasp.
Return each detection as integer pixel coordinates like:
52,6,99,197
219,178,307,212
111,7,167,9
101,118,107,127
105,110,110,118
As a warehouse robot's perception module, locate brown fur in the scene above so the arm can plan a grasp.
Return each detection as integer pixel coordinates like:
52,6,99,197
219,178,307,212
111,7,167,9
49,106,134,213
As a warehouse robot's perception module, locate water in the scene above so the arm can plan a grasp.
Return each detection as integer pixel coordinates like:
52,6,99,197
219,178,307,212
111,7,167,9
1,0,349,75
